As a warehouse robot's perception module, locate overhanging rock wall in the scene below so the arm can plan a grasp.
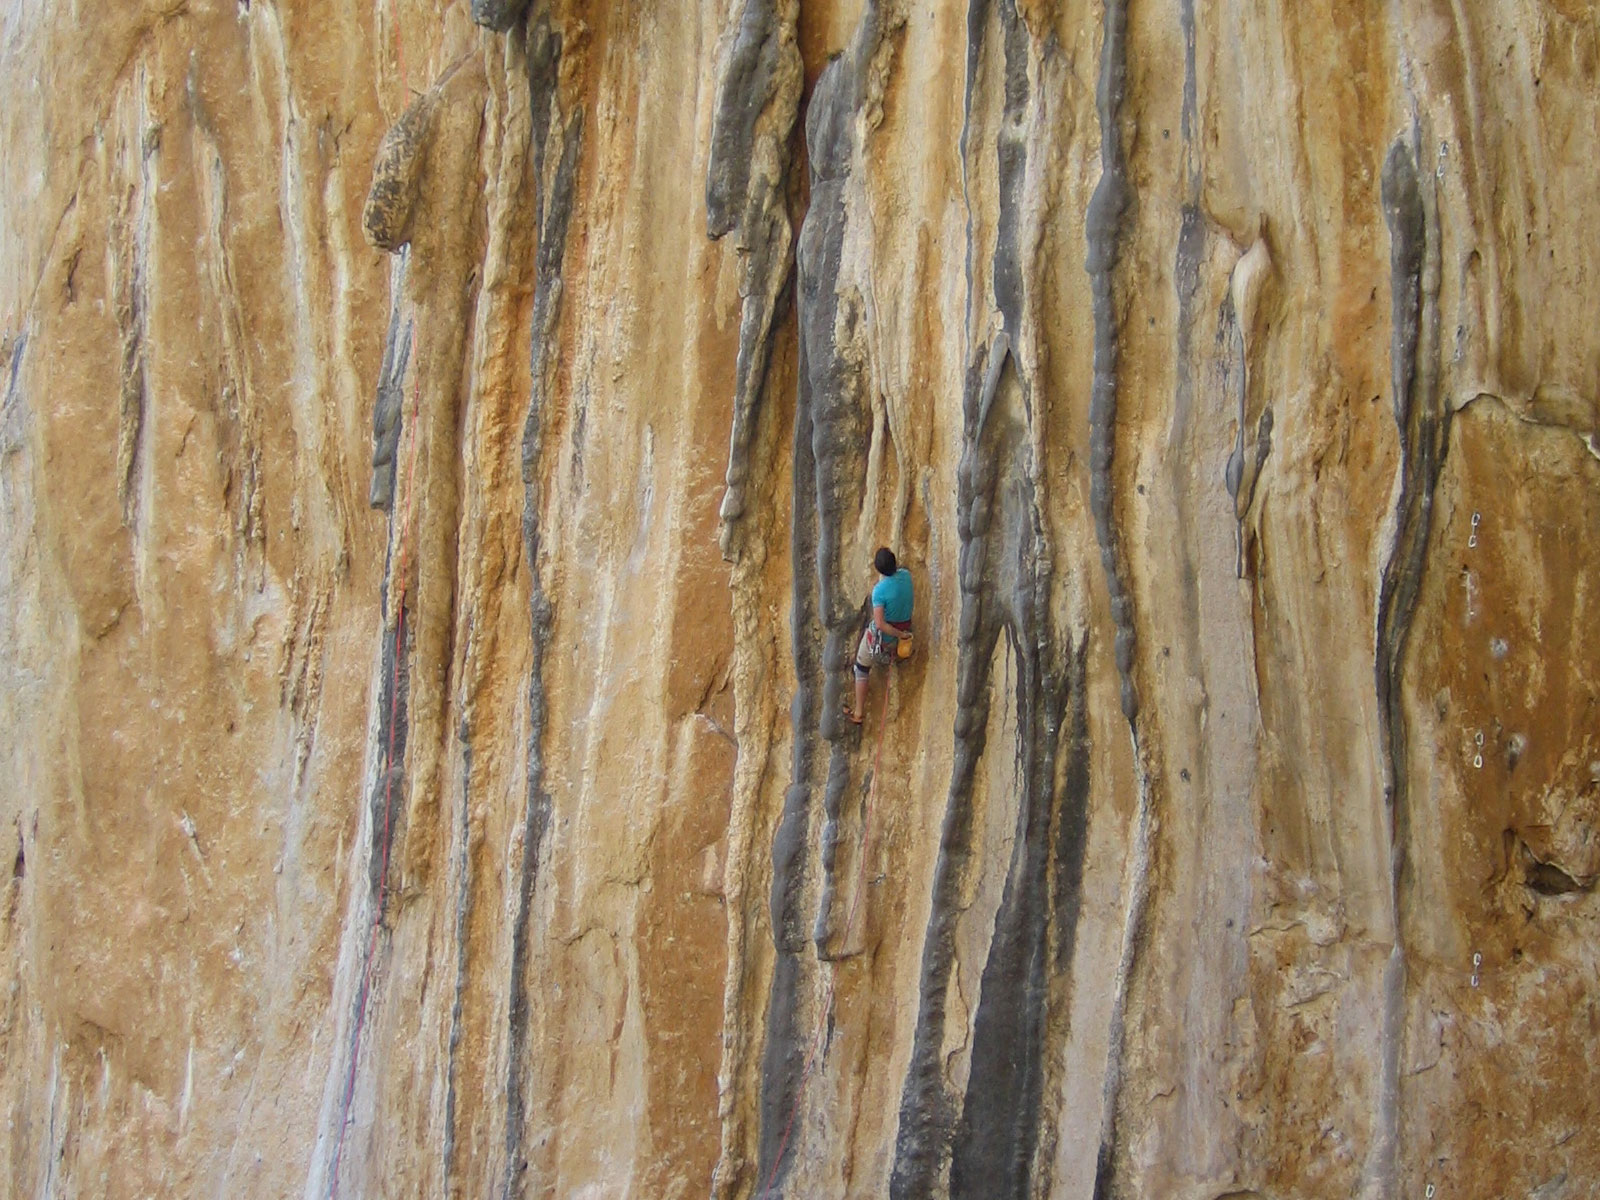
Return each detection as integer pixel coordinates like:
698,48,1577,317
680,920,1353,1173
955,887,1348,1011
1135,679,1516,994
1,2,1597,1198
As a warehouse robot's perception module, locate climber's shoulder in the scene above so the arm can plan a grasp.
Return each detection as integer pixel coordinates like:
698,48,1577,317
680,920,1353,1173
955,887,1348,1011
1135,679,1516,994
872,568,913,617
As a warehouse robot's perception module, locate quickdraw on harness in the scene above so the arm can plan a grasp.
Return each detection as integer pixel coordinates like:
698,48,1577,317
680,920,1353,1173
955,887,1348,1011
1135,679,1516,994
865,621,914,664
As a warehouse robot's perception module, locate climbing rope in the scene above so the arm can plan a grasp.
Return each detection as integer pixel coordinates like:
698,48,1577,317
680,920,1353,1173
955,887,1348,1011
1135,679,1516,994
326,9,419,1197
759,675,892,1199
329,364,423,1197
391,0,412,101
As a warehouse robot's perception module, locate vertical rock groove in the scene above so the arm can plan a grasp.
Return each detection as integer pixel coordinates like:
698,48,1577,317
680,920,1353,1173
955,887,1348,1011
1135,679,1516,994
889,335,1008,1200
706,0,802,556
753,11,893,1186
949,7,1086,1198
948,627,1081,1200
110,159,151,528
1082,4,1146,1196
892,7,1095,1193
1,334,26,449
1376,135,1440,874
1085,0,1136,728
442,731,473,1192
502,11,582,1195
1224,233,1274,578
752,372,820,1194
1369,132,1444,1196
366,601,411,905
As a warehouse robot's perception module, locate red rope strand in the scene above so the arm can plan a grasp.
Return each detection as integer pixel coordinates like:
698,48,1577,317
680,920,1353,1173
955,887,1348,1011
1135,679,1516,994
759,674,893,1199
329,356,423,1199
325,6,420,1194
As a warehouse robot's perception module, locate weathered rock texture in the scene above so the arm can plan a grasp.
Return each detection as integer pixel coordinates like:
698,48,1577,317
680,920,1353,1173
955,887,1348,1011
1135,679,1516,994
2,2,1598,1198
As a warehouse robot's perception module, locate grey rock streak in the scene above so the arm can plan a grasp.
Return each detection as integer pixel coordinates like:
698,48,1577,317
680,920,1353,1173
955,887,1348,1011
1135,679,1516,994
705,0,802,556
754,11,893,1189
503,9,583,1196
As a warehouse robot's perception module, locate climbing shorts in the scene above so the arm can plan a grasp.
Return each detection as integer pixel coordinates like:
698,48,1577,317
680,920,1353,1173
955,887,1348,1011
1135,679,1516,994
855,622,910,676
854,631,884,677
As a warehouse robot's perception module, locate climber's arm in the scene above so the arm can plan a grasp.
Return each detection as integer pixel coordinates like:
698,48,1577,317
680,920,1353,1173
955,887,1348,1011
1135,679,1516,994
871,603,901,635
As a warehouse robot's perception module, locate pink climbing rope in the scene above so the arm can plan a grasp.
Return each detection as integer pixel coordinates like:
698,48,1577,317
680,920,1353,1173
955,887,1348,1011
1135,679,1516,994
392,0,412,100
329,359,423,1199
759,675,892,1199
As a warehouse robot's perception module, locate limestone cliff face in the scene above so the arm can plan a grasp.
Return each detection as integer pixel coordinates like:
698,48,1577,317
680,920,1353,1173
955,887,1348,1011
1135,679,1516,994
2,2,1597,1198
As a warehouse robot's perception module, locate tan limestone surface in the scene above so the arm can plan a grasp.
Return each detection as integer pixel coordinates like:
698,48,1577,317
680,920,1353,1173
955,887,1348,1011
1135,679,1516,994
0,2,1596,1199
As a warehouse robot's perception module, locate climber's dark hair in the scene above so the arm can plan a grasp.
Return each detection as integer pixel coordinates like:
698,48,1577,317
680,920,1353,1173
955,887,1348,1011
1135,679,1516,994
874,547,897,576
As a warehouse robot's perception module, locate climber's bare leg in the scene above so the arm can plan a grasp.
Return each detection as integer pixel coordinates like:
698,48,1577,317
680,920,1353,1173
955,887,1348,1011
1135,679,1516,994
844,639,869,724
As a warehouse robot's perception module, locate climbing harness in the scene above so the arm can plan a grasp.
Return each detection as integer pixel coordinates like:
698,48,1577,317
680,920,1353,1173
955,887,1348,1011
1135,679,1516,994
759,677,892,1199
864,621,913,666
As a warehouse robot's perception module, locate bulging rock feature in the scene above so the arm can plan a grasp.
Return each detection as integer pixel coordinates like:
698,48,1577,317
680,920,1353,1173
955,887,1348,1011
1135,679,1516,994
3,3,1600,1200
370,271,413,510
471,0,533,34
363,93,439,252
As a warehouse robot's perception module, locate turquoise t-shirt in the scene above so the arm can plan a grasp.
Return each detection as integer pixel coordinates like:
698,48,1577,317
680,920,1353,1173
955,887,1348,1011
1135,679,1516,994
872,568,913,625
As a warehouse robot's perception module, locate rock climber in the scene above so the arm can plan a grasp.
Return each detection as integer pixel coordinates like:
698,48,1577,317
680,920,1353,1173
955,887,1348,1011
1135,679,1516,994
844,547,913,725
